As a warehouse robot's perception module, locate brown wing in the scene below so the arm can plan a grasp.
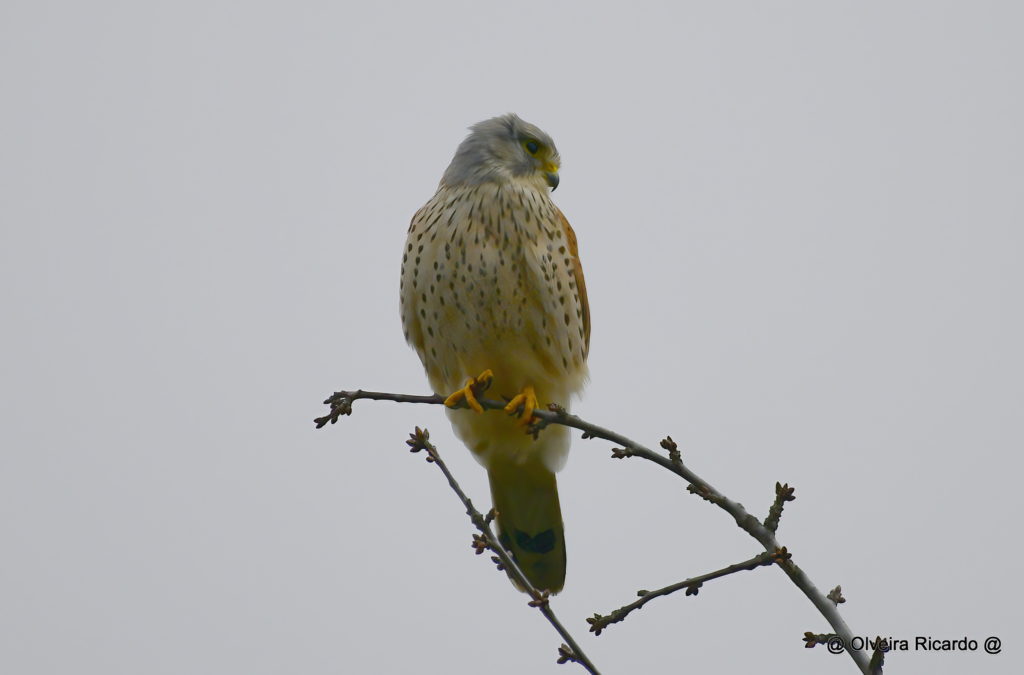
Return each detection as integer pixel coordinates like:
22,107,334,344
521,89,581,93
556,207,590,357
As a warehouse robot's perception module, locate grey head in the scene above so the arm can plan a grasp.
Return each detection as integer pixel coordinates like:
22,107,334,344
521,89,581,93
440,113,561,191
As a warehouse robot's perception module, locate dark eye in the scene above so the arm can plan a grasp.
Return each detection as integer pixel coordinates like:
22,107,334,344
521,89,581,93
525,140,540,154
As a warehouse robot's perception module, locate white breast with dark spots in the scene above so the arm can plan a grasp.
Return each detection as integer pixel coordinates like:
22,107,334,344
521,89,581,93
400,182,587,400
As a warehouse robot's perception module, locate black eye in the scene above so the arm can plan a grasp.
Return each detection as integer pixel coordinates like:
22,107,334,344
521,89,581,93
525,140,540,154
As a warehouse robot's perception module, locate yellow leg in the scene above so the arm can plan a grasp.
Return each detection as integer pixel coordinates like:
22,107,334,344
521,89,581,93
503,385,539,426
444,369,494,413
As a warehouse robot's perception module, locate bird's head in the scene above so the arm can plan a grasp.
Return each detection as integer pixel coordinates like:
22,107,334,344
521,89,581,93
440,113,561,191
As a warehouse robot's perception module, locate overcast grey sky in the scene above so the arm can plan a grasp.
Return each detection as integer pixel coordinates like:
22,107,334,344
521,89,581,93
2,2,1022,673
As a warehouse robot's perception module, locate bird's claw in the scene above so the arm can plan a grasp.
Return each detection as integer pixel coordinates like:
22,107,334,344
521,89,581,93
444,370,494,413
504,385,539,427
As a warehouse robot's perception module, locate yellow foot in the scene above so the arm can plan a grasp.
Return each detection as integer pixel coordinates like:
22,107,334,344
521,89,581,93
444,370,494,413
504,385,539,427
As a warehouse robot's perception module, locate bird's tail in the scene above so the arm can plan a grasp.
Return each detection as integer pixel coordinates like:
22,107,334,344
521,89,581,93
487,461,566,594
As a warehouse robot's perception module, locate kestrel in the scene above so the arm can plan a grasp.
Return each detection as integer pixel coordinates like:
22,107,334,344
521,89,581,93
400,114,589,593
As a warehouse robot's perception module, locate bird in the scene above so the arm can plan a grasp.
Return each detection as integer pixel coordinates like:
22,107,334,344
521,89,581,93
399,114,590,593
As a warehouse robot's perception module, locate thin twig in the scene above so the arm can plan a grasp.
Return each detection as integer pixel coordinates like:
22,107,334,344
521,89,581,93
404,427,600,674
763,482,796,533
316,389,872,674
315,390,445,426
587,552,777,636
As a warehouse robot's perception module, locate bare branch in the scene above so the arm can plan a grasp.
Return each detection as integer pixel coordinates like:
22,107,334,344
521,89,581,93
404,427,600,674
317,389,873,674
763,481,796,533
315,389,445,427
587,551,776,636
